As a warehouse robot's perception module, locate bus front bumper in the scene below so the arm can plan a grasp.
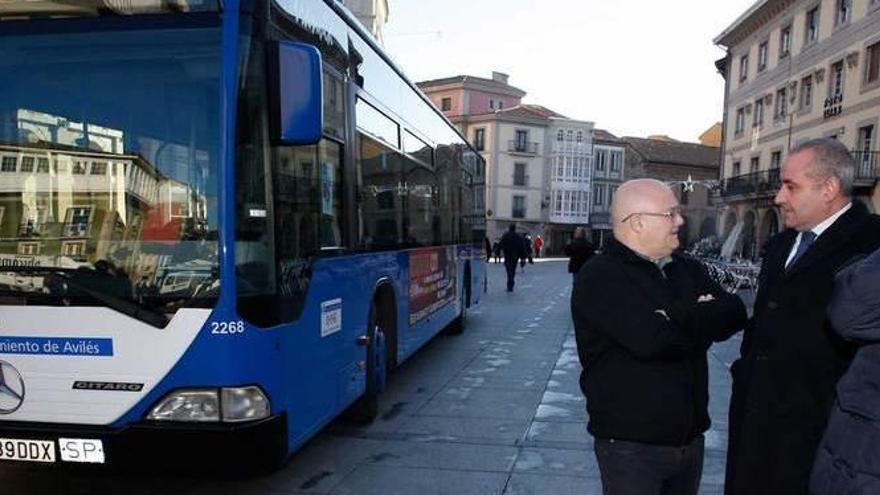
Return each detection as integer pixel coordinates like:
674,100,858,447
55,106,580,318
0,414,287,469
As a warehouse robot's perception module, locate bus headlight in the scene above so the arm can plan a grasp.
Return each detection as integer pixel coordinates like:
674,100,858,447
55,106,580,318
147,390,220,422
221,386,270,422
146,387,270,423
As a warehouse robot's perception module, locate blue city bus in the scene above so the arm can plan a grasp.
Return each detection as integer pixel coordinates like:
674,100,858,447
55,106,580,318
0,0,486,469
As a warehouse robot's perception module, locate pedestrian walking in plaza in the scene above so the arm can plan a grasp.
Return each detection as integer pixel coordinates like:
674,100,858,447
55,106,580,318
810,245,880,495
500,224,525,291
484,236,492,262
492,239,502,263
572,179,747,495
533,235,543,258
521,234,533,271
725,138,880,495
564,226,595,280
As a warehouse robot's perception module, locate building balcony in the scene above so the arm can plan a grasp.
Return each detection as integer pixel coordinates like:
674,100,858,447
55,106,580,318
590,211,611,228
714,168,781,200
507,140,539,155
853,150,880,184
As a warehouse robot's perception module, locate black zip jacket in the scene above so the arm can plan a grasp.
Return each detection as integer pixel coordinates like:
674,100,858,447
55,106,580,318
572,238,747,446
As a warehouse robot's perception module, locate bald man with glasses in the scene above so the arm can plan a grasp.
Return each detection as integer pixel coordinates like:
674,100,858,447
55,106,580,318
572,179,746,495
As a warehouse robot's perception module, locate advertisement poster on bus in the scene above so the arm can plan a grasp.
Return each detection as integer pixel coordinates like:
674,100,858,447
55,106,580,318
408,246,457,325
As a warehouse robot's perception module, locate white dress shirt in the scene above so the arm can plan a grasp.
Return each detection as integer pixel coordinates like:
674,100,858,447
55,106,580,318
784,202,852,268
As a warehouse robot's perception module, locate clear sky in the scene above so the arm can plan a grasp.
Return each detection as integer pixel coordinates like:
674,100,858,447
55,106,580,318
382,0,759,143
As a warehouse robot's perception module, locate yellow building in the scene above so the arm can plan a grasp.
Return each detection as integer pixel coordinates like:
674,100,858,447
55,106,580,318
715,0,880,259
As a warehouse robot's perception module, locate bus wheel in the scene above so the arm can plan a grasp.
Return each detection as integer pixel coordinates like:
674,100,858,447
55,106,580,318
446,277,468,335
347,305,387,424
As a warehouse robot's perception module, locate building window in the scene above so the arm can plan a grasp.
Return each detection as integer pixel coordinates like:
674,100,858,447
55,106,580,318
739,54,749,82
566,130,573,142
440,97,451,112
610,151,622,172
556,129,564,141
801,75,814,109
806,6,820,44
735,107,745,134
90,161,107,175
866,41,880,85
512,195,526,219
36,157,49,173
780,25,792,59
18,242,40,255
593,185,605,206
753,99,764,128
758,41,769,71
732,161,741,177
473,128,485,151
836,0,851,26
554,191,563,216
771,151,782,169
513,162,527,186
595,149,607,172
576,131,583,142
555,156,564,179
489,99,495,110
61,241,86,257
64,206,93,237
775,87,787,121
19,156,34,172
830,60,845,98
750,156,760,174
72,161,87,174
857,125,874,175
1,156,16,172
514,129,528,152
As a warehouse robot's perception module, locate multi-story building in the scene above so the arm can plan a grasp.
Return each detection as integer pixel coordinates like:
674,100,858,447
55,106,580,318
341,0,389,45
623,137,721,248
588,130,626,248
715,0,880,259
418,73,594,251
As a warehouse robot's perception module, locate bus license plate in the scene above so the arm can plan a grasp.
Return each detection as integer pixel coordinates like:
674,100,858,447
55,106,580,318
0,438,56,463
59,438,105,463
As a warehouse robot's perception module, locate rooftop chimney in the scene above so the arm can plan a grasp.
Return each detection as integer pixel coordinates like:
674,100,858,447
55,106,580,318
491,71,509,85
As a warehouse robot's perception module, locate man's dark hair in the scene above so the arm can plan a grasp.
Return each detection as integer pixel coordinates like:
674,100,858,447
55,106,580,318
508,224,516,232
789,138,855,196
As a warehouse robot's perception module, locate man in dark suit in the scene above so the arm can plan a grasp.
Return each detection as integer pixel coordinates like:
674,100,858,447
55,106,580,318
725,138,880,494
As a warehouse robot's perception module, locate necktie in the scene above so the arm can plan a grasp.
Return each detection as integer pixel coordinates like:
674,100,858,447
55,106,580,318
788,231,816,269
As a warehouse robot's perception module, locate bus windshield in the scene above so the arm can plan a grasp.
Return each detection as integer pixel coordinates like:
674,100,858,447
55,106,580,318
0,19,222,323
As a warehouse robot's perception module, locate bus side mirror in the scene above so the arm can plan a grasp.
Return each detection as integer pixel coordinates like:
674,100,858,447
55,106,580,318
269,41,323,145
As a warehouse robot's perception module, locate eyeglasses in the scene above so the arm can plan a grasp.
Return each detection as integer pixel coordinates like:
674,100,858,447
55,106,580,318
620,207,683,223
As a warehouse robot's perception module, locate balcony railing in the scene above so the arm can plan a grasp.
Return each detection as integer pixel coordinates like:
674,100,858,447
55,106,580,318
507,140,538,154
717,168,781,198
852,150,880,181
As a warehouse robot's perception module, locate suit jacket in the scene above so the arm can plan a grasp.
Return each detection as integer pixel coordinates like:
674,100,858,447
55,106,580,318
725,201,880,495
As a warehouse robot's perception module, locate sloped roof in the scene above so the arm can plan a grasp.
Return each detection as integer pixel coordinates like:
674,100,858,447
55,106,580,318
416,75,526,96
496,104,567,120
622,137,720,168
593,129,622,143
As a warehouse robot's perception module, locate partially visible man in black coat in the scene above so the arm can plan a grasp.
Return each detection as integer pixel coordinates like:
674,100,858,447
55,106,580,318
572,179,747,495
499,224,525,291
725,138,880,495
565,226,595,280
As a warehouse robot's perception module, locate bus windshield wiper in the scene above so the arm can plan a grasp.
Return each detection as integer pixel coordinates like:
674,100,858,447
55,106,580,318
0,266,169,328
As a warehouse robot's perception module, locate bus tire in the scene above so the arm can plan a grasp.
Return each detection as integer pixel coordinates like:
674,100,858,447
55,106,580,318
447,269,470,335
346,302,388,424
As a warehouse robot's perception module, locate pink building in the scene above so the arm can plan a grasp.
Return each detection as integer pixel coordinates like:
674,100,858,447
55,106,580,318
419,72,525,119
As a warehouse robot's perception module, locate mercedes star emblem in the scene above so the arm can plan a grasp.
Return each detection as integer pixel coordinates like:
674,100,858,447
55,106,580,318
0,360,25,414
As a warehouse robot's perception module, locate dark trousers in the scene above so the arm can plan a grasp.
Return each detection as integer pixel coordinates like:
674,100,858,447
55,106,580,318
504,259,518,291
594,435,704,495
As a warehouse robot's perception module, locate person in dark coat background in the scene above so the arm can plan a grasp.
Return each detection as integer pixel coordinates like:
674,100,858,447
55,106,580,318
499,224,525,291
810,246,880,495
565,226,595,280
725,138,880,495
572,179,746,495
